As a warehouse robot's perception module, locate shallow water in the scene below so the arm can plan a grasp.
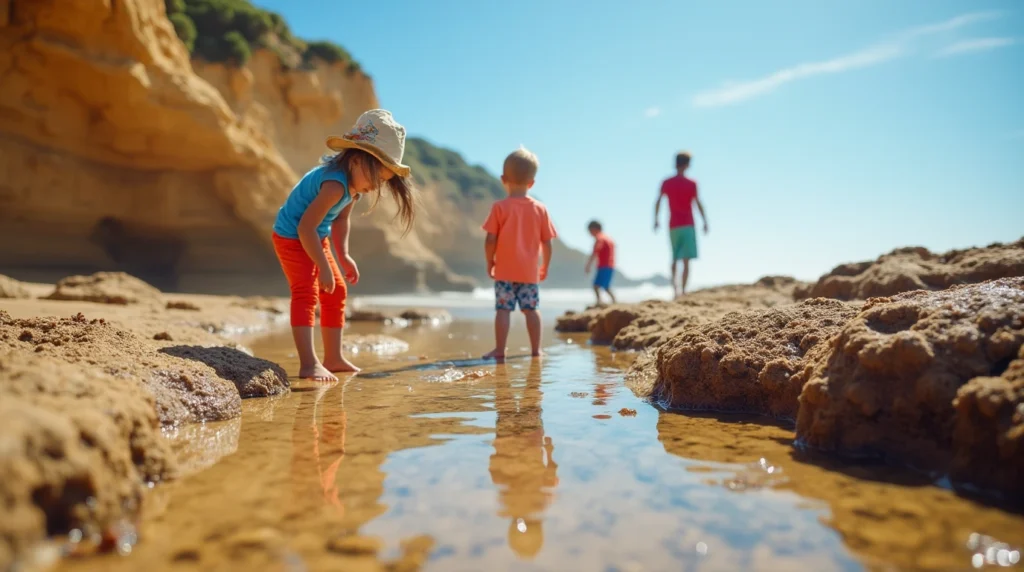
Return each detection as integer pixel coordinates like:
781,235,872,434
59,319,1024,571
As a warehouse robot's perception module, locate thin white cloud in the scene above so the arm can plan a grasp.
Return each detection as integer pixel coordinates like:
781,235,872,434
936,37,1015,57
644,106,662,119
692,11,1001,108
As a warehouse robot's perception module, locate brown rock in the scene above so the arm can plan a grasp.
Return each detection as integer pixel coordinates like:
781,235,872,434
564,276,808,350
952,343,1024,494
157,345,289,399
0,350,175,571
636,299,859,419
44,272,162,305
0,311,247,425
795,238,1024,301
166,300,200,311
0,274,31,299
796,278,1024,493
398,308,452,323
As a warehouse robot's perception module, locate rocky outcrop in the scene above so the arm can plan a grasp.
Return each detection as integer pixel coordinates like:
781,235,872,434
632,299,859,419
0,350,176,571
557,276,807,349
0,311,289,425
796,278,1024,493
0,274,30,299
952,344,1024,493
794,239,1024,301
44,272,162,305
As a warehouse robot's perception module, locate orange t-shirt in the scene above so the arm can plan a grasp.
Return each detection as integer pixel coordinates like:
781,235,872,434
482,196,558,284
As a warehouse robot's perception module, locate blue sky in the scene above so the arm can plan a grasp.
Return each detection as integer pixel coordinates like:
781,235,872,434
253,0,1023,286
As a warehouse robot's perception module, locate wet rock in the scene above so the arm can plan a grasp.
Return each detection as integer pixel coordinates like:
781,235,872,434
43,272,163,305
796,278,1024,494
0,311,242,425
0,351,175,571
0,274,31,299
398,308,452,323
635,299,858,418
554,306,601,333
165,300,200,311
952,345,1024,494
794,238,1024,301
347,308,452,325
347,309,393,323
229,296,286,315
157,346,289,398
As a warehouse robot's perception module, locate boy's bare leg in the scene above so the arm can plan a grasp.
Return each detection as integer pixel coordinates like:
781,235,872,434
593,285,602,305
484,309,511,359
671,259,679,298
322,327,360,373
293,326,337,381
523,310,542,356
605,288,617,304
681,259,691,294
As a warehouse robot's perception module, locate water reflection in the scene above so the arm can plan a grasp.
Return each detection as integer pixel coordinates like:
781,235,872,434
291,382,347,514
489,360,558,559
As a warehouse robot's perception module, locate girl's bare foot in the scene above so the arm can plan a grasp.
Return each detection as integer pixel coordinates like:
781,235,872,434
323,355,361,373
483,348,505,360
531,350,544,358
299,363,338,382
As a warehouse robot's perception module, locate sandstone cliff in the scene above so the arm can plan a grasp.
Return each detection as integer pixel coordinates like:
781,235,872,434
0,0,630,296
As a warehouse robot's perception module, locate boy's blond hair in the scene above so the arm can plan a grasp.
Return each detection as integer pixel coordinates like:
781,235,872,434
503,146,539,185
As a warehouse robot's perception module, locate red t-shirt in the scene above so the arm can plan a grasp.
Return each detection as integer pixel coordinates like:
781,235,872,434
592,233,615,268
660,175,698,228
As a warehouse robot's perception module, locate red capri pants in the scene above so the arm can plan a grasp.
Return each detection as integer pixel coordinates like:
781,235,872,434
272,232,346,328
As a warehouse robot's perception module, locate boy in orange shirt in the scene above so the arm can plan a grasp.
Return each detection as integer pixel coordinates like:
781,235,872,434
482,146,558,359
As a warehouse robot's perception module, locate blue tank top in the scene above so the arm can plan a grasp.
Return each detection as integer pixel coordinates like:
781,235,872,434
272,164,352,239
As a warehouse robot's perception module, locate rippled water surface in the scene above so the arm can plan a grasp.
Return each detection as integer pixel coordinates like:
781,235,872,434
59,319,1024,571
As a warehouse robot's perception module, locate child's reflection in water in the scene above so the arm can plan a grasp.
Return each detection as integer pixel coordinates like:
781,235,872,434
291,381,347,513
489,360,558,559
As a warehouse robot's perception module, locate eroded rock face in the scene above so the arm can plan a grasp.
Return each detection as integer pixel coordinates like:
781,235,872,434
0,311,257,425
796,278,1024,489
794,239,1024,301
0,275,31,299
952,345,1024,494
0,350,176,571
558,277,807,350
637,299,859,419
44,272,162,305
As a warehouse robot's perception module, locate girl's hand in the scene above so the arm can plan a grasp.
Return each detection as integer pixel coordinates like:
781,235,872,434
340,255,360,285
319,267,336,294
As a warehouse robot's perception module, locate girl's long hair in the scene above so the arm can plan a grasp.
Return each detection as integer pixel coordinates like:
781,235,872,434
322,149,415,236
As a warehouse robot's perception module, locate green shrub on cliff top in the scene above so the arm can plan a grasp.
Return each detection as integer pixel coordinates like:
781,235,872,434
165,0,359,72
169,13,197,51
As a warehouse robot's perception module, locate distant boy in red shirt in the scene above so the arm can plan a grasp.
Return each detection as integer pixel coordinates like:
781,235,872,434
654,151,708,297
584,220,616,305
482,146,558,360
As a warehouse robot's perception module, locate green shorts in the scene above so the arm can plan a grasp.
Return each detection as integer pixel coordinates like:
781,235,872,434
670,225,698,260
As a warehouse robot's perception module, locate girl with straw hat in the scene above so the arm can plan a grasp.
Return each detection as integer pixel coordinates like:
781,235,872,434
272,109,416,381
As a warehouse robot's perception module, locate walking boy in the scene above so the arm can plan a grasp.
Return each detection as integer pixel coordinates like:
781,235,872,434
584,220,616,305
483,146,558,359
654,151,708,297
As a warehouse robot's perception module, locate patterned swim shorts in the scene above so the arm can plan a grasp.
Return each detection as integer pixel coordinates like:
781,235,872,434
494,281,539,311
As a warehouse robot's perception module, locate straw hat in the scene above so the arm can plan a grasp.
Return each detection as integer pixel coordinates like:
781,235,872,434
325,109,411,178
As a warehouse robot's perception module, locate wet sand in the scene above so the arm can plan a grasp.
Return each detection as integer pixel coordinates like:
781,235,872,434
45,320,1024,572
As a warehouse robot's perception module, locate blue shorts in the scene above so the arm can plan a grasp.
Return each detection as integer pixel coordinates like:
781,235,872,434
593,267,614,289
495,281,539,311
